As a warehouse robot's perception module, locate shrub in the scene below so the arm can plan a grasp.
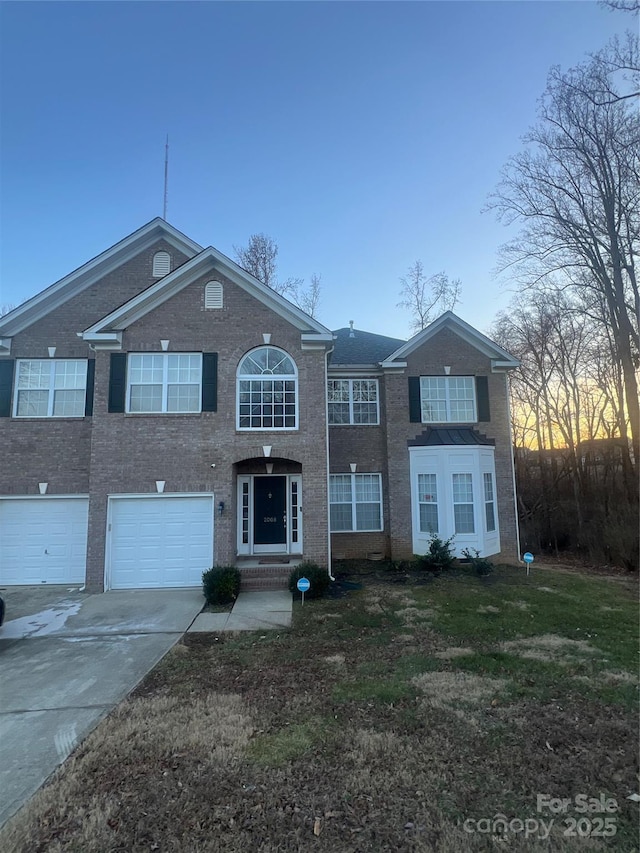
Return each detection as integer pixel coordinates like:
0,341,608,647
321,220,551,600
461,548,494,576
415,534,455,573
202,565,241,605
288,561,330,599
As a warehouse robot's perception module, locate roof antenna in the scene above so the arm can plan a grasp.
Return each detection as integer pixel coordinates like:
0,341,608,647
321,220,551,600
349,320,355,338
163,135,169,220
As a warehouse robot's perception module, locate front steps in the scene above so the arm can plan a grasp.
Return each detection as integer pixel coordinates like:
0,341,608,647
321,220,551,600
237,556,301,592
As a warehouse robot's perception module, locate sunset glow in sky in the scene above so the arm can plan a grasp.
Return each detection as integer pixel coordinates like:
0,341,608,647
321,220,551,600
0,1,631,338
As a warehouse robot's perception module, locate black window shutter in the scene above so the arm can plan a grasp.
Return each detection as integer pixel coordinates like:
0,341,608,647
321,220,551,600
476,376,490,422
108,353,127,413
202,353,218,412
408,376,422,423
84,359,96,416
0,359,15,417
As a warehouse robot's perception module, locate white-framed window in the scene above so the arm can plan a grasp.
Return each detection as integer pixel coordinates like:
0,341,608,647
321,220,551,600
417,473,438,533
452,473,475,534
329,473,383,532
152,251,171,277
420,376,476,423
127,353,202,413
14,359,88,417
237,347,298,430
328,379,379,425
484,472,496,532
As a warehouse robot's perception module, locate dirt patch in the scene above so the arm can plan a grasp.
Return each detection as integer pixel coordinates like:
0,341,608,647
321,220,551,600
501,633,599,663
508,599,530,611
434,646,474,660
4,565,637,853
476,604,500,613
413,671,506,708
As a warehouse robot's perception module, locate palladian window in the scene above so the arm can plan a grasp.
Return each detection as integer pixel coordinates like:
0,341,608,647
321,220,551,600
237,346,298,430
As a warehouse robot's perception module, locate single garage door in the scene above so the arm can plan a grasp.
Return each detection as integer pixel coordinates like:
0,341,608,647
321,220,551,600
109,495,214,589
0,497,88,585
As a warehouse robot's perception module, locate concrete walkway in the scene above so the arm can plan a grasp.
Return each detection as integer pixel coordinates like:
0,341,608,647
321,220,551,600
0,587,203,829
188,590,292,632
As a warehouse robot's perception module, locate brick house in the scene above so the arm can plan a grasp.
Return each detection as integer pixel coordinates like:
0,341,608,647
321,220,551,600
0,220,520,592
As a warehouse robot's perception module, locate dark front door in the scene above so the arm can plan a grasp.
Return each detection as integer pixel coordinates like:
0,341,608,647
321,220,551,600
253,476,287,547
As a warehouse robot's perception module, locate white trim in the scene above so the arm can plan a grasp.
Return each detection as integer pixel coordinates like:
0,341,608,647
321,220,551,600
385,312,519,368
0,494,90,500
0,219,202,337
236,475,303,556
126,352,203,414
13,358,88,418
327,377,380,426
419,375,477,424
236,346,298,431
152,251,171,277
104,492,214,591
82,247,332,343
409,445,500,557
329,472,384,533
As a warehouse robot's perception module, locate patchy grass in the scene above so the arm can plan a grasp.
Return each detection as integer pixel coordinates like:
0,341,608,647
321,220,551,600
2,563,638,852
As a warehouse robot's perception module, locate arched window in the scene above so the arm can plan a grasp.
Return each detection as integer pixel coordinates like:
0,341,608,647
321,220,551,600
204,280,223,309
237,346,298,430
152,251,171,277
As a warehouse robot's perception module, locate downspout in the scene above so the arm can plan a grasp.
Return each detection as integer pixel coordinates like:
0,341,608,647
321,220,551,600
505,372,523,563
325,344,335,580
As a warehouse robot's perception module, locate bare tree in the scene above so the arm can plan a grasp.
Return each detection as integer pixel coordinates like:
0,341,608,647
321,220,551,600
1,304,16,317
293,273,321,319
234,233,321,318
600,0,640,12
489,38,640,474
397,261,461,334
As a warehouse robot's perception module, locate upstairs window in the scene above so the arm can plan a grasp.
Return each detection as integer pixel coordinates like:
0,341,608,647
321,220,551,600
237,346,298,430
420,376,476,423
127,353,202,413
14,359,88,418
328,379,379,425
152,251,171,277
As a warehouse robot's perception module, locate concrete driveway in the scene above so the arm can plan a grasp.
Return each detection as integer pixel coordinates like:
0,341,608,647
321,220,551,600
0,585,203,828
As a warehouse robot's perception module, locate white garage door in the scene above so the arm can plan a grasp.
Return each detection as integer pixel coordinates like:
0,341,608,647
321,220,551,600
109,496,214,589
0,497,88,585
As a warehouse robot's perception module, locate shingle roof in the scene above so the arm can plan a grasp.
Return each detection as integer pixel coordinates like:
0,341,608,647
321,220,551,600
330,327,406,366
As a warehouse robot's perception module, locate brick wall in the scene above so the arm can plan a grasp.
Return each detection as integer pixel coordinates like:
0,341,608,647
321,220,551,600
85,269,330,590
384,327,519,562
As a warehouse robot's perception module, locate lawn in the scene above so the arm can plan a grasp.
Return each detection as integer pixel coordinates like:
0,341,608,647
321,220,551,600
3,563,638,852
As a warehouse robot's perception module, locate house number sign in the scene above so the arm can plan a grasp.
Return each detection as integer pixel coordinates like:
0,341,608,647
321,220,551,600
264,516,277,523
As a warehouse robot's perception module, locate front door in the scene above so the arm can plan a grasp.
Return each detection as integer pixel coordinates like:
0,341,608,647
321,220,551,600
253,476,287,552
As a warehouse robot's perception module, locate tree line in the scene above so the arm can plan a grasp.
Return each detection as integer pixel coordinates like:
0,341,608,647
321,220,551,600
490,31,639,569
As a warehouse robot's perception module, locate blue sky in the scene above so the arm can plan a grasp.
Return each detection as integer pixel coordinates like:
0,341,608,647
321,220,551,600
0,1,630,338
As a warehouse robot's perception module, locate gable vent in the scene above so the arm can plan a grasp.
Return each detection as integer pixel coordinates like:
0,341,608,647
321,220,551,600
205,280,223,309
152,251,171,277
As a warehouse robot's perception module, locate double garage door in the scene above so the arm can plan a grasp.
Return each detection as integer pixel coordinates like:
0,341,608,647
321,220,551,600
0,495,213,589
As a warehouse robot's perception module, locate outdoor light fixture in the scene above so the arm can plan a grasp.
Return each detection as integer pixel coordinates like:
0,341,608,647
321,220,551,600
218,501,225,515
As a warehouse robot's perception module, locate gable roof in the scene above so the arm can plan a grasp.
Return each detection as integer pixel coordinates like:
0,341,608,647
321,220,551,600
82,245,333,348
0,219,202,340
330,327,406,366
383,311,519,370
